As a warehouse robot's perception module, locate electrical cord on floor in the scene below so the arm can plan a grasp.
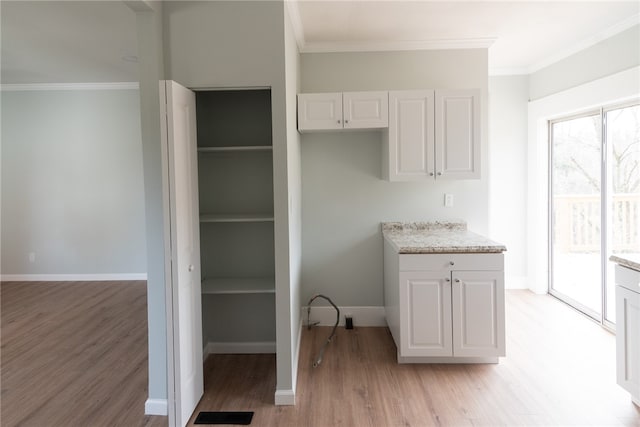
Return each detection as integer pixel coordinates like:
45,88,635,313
306,294,340,368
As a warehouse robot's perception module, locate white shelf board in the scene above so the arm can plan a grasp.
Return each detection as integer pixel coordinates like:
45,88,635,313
200,213,274,223
197,146,272,152
201,277,276,295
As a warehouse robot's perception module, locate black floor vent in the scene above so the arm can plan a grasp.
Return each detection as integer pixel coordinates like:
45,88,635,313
194,411,254,425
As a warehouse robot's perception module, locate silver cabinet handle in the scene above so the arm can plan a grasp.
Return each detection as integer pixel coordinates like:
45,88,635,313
449,261,455,266
188,264,194,272
437,172,442,176
454,278,460,283
445,278,451,282
337,119,341,124
345,119,349,124
429,172,434,176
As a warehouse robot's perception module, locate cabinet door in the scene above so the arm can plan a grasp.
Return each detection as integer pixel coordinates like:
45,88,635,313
435,89,480,179
297,93,343,131
343,91,388,129
387,90,435,181
399,271,452,357
616,285,640,401
451,271,505,357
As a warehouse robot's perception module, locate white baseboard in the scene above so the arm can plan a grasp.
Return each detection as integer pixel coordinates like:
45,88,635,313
505,275,528,290
203,341,276,357
0,273,147,282
274,389,295,405
302,305,387,327
145,398,168,416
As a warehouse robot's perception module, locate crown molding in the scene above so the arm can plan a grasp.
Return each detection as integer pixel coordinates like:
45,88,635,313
489,67,530,77
528,13,640,74
0,82,139,91
301,38,496,54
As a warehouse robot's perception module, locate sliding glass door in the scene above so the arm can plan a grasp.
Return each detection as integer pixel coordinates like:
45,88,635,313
550,113,602,318
550,101,639,327
604,103,640,325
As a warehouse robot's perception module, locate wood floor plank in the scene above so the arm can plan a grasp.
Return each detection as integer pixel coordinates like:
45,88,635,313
1,281,166,427
189,290,640,426
3,284,639,426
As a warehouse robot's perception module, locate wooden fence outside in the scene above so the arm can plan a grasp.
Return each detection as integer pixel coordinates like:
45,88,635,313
553,194,639,253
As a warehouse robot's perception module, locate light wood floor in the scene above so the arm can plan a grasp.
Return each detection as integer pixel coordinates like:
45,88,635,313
190,290,640,426
3,284,639,426
1,281,166,427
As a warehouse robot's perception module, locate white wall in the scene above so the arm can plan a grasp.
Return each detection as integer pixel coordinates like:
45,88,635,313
300,49,489,306
130,1,169,413
488,75,529,289
529,24,640,101
1,88,146,278
280,3,302,404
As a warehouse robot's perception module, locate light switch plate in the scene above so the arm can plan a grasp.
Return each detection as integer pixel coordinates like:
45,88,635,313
444,194,454,207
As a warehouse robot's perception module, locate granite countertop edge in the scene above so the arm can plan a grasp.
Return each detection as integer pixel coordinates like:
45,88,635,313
610,255,640,272
382,221,507,254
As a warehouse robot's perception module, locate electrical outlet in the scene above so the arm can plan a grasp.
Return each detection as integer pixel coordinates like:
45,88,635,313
28,252,36,263
444,193,454,208
345,315,353,329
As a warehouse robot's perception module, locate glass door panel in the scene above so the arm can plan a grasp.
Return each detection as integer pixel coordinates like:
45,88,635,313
605,104,640,325
550,114,602,318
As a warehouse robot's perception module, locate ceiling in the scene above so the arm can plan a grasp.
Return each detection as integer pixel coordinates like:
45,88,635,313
1,1,638,84
292,0,640,74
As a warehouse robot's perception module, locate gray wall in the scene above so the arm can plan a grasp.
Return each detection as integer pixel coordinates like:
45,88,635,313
163,0,301,400
488,75,529,287
529,24,640,101
283,3,302,399
130,1,169,407
1,89,146,276
300,49,489,306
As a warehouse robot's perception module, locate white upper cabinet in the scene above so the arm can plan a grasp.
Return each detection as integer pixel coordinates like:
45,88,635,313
435,89,481,179
297,92,343,131
343,91,389,129
298,91,388,132
384,89,481,181
385,90,435,180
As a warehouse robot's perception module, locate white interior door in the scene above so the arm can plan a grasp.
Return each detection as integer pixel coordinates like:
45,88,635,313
162,80,203,426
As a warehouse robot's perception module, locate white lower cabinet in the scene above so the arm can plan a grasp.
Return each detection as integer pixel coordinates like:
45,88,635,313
615,264,640,406
385,242,505,363
451,270,505,357
400,271,453,357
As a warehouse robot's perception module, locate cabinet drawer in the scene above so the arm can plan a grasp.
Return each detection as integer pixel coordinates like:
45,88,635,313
616,264,640,293
399,253,503,272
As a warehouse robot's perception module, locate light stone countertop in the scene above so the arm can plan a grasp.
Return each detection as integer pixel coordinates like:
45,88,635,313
610,254,640,272
382,221,507,254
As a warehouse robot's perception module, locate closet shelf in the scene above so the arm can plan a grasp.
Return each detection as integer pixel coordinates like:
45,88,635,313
200,213,274,223
201,277,275,295
197,146,272,153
